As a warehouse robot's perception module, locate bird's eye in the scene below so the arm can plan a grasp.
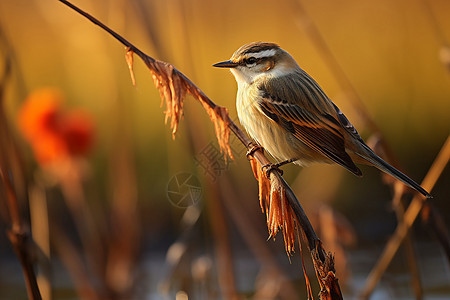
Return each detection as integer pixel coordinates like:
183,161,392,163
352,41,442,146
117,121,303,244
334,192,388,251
246,57,257,65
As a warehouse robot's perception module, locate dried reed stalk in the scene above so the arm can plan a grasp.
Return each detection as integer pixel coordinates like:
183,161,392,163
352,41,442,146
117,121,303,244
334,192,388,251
359,136,450,299
51,225,102,300
0,32,42,300
390,184,423,298
29,184,52,300
58,1,343,298
105,126,140,298
47,98,140,300
207,184,240,300
221,175,301,300
0,170,42,300
420,202,450,262
419,0,450,73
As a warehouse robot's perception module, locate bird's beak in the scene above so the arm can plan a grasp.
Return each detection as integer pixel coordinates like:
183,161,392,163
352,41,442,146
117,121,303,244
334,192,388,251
212,60,238,68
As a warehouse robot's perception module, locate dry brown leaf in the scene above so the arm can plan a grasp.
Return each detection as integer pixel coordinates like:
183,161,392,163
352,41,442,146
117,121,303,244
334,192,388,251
249,158,270,217
128,52,186,138
127,51,233,159
282,195,295,254
249,157,297,254
268,184,282,238
125,48,136,86
203,106,233,161
297,229,314,300
149,61,186,138
312,246,342,300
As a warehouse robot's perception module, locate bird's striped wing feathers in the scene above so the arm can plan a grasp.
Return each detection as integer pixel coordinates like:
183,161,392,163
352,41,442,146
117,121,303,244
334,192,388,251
258,74,362,176
331,102,363,142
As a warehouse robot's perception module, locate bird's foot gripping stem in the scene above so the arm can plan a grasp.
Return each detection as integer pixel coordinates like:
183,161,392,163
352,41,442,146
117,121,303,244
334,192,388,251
261,158,297,178
262,163,284,177
246,143,263,158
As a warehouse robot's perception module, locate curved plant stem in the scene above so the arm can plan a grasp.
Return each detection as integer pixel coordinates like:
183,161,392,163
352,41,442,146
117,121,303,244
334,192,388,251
57,1,343,298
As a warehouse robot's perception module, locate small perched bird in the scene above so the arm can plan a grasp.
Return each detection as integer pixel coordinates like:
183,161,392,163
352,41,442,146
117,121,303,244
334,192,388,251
213,42,431,198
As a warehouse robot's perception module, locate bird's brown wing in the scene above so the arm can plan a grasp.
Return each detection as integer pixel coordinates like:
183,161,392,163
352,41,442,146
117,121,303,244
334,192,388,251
258,75,362,176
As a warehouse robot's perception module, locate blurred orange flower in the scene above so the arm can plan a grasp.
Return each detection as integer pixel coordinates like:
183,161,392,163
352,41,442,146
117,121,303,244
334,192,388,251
18,88,95,165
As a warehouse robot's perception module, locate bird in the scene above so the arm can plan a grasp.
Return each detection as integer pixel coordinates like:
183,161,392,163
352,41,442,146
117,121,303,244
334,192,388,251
213,41,431,198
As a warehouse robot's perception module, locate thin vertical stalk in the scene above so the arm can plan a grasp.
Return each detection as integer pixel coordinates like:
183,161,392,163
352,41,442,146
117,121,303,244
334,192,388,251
29,184,52,300
206,184,240,300
359,136,450,299
1,170,42,300
51,226,102,300
221,175,301,300
391,184,422,300
0,26,42,300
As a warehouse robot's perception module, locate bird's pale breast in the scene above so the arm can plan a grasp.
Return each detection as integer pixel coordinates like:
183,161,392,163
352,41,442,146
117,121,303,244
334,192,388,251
236,81,325,165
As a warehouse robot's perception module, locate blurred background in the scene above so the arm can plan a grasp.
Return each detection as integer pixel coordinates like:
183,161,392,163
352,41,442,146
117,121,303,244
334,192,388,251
0,0,449,299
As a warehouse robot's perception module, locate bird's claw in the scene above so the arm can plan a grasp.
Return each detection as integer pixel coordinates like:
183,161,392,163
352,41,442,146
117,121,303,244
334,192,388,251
246,143,262,159
261,163,283,178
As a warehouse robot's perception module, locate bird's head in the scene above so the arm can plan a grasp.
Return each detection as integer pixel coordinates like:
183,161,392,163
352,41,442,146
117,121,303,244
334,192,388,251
213,42,299,84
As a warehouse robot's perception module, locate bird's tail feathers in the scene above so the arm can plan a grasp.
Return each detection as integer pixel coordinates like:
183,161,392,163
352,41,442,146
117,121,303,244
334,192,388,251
356,144,432,198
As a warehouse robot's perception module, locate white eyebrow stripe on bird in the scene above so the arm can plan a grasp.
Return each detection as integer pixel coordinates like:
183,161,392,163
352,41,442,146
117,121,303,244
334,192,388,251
246,49,277,59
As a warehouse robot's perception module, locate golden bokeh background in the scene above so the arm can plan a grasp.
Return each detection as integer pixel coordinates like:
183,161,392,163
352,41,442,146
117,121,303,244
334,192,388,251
0,0,449,298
